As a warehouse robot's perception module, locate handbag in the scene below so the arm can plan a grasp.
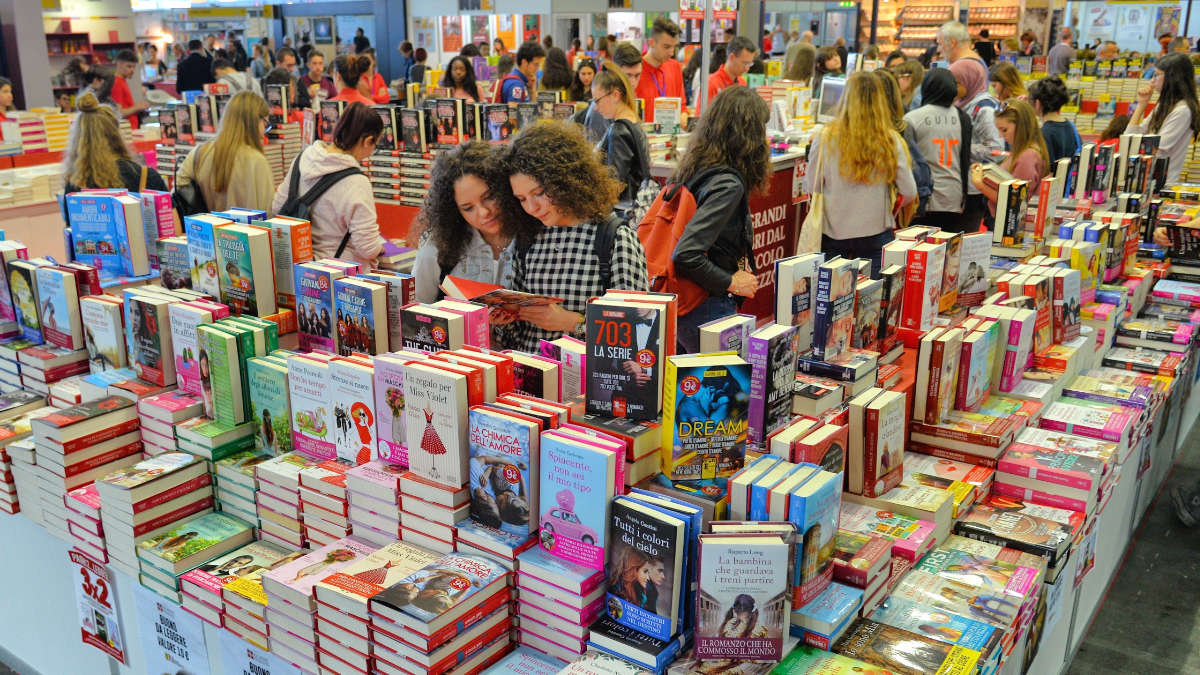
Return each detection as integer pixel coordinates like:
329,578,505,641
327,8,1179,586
172,143,209,217
797,131,826,255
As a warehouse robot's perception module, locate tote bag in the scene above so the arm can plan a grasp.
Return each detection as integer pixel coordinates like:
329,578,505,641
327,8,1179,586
797,132,827,255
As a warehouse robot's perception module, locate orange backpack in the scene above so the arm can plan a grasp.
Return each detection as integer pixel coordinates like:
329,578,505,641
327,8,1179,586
636,166,741,315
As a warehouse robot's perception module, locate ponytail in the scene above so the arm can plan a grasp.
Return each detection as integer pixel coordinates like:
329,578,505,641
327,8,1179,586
333,54,371,88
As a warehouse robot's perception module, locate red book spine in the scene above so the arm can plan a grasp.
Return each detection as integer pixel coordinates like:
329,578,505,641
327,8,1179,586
131,475,212,514
863,406,879,495
131,496,215,537
900,249,928,330
60,417,140,454
925,338,944,424
63,441,142,477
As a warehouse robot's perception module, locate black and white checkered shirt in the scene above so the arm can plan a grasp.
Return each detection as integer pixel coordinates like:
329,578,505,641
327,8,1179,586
506,220,649,352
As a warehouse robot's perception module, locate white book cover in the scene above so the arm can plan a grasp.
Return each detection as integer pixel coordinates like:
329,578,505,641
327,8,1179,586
287,355,336,462
168,303,213,396
328,358,377,465
775,253,823,351
80,297,126,373
403,362,469,488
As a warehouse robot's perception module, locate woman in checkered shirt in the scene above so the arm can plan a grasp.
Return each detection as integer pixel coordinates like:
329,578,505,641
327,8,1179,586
497,121,650,352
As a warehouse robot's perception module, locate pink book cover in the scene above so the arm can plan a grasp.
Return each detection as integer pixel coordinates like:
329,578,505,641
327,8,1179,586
191,299,231,319
373,352,430,467
65,483,101,516
553,424,626,492
1039,401,1133,443
997,445,1102,492
139,390,203,417
999,311,1034,392
433,299,490,349
263,537,377,599
837,502,934,562
992,481,1090,514
346,460,403,494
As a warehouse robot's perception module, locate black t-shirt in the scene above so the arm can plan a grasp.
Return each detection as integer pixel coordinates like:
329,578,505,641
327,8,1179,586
1042,120,1080,166
64,158,169,195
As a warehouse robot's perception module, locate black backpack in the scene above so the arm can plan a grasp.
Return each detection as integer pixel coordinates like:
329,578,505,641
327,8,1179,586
278,148,364,257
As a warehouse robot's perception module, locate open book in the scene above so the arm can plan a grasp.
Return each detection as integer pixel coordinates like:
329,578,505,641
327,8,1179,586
439,275,562,311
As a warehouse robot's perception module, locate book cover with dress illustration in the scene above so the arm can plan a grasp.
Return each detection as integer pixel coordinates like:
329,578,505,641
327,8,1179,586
812,259,855,362
468,407,538,538
605,496,685,641
660,353,751,482
373,353,425,467
832,619,981,675
403,361,469,488
287,354,335,461
538,432,615,570
314,540,440,613
694,533,790,661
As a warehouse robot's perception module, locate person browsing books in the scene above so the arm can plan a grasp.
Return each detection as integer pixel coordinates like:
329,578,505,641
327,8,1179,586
592,68,651,204
500,41,545,104
906,68,973,232
300,51,338,104
362,48,390,104
568,58,597,103
176,91,275,213
970,99,1049,220
804,73,917,275
497,121,649,352
636,17,684,123
698,35,757,116
1027,76,1080,165
540,48,574,92
1129,52,1200,186
262,69,305,123
270,102,385,268
62,93,169,195
411,142,539,303
330,54,375,107
440,56,484,102
950,56,1003,228
672,86,771,353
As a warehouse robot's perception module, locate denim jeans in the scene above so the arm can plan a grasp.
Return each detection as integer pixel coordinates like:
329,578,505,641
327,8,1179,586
677,295,738,354
821,230,895,277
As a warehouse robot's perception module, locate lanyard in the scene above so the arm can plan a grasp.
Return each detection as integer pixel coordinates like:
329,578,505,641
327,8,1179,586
649,69,665,97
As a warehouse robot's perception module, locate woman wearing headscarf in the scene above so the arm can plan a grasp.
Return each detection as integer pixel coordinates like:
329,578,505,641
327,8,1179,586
950,60,1003,230
905,69,974,231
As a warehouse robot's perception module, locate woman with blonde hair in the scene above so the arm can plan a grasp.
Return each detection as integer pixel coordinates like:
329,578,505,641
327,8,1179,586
176,91,274,212
989,61,1026,102
63,92,169,194
803,72,916,274
970,99,1049,217
591,67,650,205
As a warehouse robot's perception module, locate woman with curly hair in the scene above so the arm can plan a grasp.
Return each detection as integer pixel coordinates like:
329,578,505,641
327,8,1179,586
441,55,483,102
671,86,771,353
499,121,649,352
411,141,534,303
804,73,916,273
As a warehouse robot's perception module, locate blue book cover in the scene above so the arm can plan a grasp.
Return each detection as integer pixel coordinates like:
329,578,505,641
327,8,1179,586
66,194,125,281
789,581,862,641
468,408,537,538
293,264,339,352
8,261,43,345
788,470,841,607
388,553,508,626
212,208,267,224
184,215,227,298
870,595,1003,655
628,488,702,632
488,646,561,675
749,461,805,521
538,432,614,571
605,496,686,641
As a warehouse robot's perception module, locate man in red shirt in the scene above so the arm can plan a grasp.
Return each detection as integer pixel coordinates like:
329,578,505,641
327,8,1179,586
636,17,684,124
697,35,757,116
112,49,148,129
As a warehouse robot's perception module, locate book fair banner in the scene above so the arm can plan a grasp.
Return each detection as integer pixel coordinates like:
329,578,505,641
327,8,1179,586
135,585,211,675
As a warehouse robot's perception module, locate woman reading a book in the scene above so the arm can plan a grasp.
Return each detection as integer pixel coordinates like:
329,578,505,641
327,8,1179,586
969,99,1049,220
591,68,650,204
441,55,484,102
62,93,170,195
270,103,385,268
412,142,536,304
330,54,376,107
175,91,275,213
498,121,649,353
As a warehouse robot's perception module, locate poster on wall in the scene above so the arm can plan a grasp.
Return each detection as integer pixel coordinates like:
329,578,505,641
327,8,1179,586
412,17,437,51
470,15,490,45
70,551,127,665
1119,6,1151,48
442,16,464,53
609,13,645,44
1155,7,1181,42
680,0,703,21
1085,6,1116,42
591,14,608,40
494,15,516,52
523,15,541,43
313,17,333,44
135,585,211,675
713,0,739,22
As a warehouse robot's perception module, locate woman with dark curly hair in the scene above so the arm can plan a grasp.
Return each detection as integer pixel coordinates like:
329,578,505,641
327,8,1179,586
411,141,533,303
671,86,772,353
499,121,649,352
441,55,484,102
540,47,574,92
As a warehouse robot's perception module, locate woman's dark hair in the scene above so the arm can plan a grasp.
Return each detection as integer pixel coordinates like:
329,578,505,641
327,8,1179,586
441,56,481,101
332,102,383,151
884,50,907,67
672,85,771,193
540,47,573,90
568,58,597,102
263,67,293,89
460,43,480,58
333,54,371,88
1149,52,1200,141
416,141,536,273
709,44,727,73
1099,114,1130,142
1027,75,1070,114
683,48,703,84
571,38,582,50
500,120,622,224
815,46,840,74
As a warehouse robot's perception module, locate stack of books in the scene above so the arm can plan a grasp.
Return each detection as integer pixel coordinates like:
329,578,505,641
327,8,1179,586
255,452,320,549
830,531,894,617
179,539,295,628
64,484,104,561
397,471,466,554
30,396,143,543
137,391,203,457
220,544,303,649
47,374,85,407
175,417,256,462
312,540,439,673
515,546,606,662
42,112,71,151
299,459,355,546
266,122,302,186
261,537,379,673
345,460,404,547
0,441,14,514
18,346,89,395
214,450,269,525
367,551,512,675
135,511,254,602
14,112,47,153
94,452,214,578
0,340,26,392
6,439,38,521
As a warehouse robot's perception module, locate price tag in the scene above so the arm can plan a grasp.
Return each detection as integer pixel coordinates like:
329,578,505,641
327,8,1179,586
70,550,127,665
135,585,211,675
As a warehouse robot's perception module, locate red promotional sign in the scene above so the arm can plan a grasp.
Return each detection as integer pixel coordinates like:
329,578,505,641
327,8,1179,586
70,550,127,664
742,163,800,320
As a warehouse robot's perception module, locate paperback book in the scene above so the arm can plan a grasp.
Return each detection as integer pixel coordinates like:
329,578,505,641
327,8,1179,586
584,300,664,421
694,533,790,661
538,432,616,570
812,259,856,362
660,353,751,481
468,407,538,538
747,324,799,446
605,496,686,641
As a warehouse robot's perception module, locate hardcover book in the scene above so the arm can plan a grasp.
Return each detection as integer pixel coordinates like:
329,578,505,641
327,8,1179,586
539,432,616,570
660,353,751,481
748,324,799,447
606,496,686,641
812,259,856,362
694,533,790,661
468,407,539,538
584,300,664,421
774,254,822,351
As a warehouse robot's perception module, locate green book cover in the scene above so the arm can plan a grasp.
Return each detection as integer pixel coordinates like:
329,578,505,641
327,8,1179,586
198,325,244,426
246,356,292,456
215,225,275,317
237,316,279,352
225,317,266,357
210,321,255,420
136,512,253,572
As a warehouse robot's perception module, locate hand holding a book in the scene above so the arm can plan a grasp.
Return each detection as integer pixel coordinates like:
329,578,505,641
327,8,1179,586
518,303,583,333
1154,227,1171,247
728,270,758,298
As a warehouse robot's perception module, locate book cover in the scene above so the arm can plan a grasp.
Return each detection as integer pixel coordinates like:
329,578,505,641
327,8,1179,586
293,263,342,353
876,264,905,352
7,260,42,344
315,540,440,610
261,537,377,603
955,322,998,412
953,496,1080,567
606,497,686,641
538,433,615,570
660,353,751,481
812,260,856,362
259,217,313,308
136,512,252,572
838,502,934,562
128,296,174,386
585,300,664,421
748,325,799,447
694,533,790,661
774,254,822,351
468,407,538,538
789,470,841,606
286,354,335,461
373,354,419,467
775,645,885,674
179,540,295,596
65,195,127,281
994,180,1029,247
399,108,427,153
319,100,343,143
870,595,1002,657
246,357,291,456
956,233,991,308
403,362,469,488
830,531,892,587
928,231,961,312
329,358,376,465
863,390,906,497
400,304,461,354
372,105,398,152
382,552,507,625
515,102,539,129
332,278,385,356
434,98,465,146
901,242,946,333
915,548,1038,602
852,278,882,351
698,314,755,359
358,272,413,352
156,236,191,290
197,325,243,426
833,619,981,674
184,214,231,298
167,303,212,395
35,267,82,350
891,569,1019,628
214,225,276,317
